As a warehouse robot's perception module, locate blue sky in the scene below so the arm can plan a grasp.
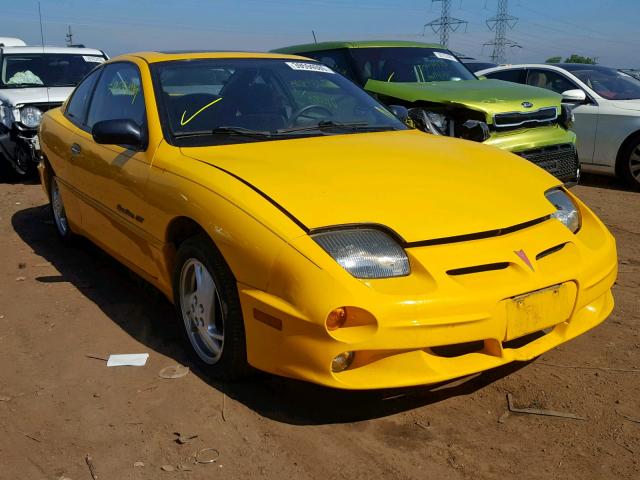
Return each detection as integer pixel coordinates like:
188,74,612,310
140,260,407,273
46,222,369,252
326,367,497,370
2,0,638,67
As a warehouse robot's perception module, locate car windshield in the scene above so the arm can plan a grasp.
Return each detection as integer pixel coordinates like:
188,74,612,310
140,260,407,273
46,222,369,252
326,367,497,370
154,58,407,145
0,53,105,88
349,47,476,83
563,65,640,100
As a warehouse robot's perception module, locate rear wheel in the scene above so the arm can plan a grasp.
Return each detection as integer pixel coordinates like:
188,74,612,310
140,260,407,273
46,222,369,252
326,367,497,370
50,175,75,243
172,234,249,380
619,136,640,189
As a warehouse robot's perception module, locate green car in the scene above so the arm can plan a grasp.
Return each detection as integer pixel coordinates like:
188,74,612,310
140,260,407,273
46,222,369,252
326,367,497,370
273,41,579,183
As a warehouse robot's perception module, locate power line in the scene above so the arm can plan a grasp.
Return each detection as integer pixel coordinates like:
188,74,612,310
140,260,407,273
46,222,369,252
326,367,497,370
484,0,520,63
424,0,468,48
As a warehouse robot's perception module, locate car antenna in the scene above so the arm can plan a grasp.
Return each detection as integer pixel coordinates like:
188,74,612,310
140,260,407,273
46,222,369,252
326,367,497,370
38,1,51,104
38,2,45,51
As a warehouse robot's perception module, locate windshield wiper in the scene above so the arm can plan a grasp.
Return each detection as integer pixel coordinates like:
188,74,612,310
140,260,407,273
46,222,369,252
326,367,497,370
277,121,395,134
174,126,273,139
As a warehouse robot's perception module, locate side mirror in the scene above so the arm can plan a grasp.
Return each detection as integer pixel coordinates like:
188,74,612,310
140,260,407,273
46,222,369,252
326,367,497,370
389,105,409,122
561,89,587,104
92,119,145,149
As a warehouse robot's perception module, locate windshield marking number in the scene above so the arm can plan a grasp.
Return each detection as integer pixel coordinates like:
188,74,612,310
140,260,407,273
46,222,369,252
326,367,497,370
285,62,335,74
433,52,458,62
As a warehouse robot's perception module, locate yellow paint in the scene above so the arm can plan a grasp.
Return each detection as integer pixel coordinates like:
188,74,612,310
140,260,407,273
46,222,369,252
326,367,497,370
39,51,618,389
180,97,223,126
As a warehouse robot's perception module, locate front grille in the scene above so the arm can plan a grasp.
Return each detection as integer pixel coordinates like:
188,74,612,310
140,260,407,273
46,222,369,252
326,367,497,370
517,143,578,182
494,106,558,128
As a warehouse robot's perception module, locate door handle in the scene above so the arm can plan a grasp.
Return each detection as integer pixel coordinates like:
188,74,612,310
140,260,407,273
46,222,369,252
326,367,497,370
70,143,81,155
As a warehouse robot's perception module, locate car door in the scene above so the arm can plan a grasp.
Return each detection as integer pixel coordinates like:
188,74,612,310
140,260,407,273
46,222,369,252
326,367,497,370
46,67,104,226
72,61,160,279
525,68,599,164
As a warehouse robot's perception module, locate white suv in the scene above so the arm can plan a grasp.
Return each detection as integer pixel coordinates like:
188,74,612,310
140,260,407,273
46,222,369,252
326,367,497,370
0,40,107,178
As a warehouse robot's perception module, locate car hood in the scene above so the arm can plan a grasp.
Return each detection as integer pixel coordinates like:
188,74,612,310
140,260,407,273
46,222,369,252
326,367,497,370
0,87,73,106
181,130,560,243
608,99,640,112
364,79,561,119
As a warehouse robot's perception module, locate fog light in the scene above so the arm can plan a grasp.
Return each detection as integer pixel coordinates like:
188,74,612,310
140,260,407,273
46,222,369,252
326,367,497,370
331,351,354,373
326,307,347,331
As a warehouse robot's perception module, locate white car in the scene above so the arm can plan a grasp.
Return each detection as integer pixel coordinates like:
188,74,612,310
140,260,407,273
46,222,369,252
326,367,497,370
0,40,107,178
477,63,640,188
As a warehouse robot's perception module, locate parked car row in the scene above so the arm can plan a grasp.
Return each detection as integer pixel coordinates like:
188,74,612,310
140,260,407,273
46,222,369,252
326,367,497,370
478,63,640,187
34,45,617,389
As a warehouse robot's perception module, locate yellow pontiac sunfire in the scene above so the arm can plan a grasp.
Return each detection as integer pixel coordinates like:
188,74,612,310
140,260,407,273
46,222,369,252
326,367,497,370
38,51,617,389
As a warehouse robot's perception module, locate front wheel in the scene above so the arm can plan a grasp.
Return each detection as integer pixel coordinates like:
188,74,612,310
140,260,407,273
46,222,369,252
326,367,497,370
619,136,640,189
172,234,250,380
11,143,38,178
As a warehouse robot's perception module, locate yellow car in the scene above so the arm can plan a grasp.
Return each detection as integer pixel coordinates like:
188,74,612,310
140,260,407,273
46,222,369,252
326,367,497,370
38,51,617,389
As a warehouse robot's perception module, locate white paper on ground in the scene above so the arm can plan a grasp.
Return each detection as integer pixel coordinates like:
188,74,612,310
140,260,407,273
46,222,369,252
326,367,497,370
107,353,149,367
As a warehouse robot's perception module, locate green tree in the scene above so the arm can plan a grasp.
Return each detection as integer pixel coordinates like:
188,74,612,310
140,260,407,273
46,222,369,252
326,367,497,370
564,54,597,64
545,56,562,63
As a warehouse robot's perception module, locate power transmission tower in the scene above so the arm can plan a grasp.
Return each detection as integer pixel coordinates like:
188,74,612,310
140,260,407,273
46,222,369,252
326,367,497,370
484,0,521,63
424,0,468,48
65,25,73,46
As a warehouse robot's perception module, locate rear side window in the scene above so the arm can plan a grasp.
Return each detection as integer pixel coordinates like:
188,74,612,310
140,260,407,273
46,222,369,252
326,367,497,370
486,69,526,83
87,62,145,129
526,69,577,94
65,68,101,126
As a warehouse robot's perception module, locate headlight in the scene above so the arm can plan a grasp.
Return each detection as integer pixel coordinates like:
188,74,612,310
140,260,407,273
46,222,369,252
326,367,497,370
545,189,581,233
560,104,575,129
408,108,451,136
19,106,42,128
311,228,410,279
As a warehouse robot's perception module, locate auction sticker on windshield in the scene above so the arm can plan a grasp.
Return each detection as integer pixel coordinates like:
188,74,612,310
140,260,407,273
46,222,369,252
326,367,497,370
433,52,458,62
286,62,334,74
83,56,105,63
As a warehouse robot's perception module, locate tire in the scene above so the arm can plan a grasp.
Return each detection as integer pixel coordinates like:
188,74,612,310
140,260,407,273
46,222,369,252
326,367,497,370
618,136,640,190
49,175,76,244
172,234,250,380
11,144,37,179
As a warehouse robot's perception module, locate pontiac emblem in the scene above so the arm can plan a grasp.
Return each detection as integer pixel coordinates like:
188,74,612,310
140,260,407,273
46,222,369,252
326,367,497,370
521,101,534,108
514,249,534,272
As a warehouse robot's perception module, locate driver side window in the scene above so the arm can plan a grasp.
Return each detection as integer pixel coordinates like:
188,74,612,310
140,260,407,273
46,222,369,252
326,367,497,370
87,62,146,130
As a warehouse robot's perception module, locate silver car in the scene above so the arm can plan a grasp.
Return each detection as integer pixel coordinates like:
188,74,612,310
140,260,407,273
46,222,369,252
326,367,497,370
478,63,640,189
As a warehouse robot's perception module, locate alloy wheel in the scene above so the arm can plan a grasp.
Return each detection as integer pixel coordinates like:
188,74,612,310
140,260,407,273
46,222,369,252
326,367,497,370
179,258,225,364
50,177,70,237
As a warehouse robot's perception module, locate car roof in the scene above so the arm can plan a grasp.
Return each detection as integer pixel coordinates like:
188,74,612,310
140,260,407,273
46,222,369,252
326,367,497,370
0,37,27,47
272,40,444,54
0,46,105,55
114,51,310,64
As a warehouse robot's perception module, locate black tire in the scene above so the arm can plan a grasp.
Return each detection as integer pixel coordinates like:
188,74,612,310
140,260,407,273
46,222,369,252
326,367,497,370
49,175,76,244
11,144,38,179
618,136,640,190
172,234,250,380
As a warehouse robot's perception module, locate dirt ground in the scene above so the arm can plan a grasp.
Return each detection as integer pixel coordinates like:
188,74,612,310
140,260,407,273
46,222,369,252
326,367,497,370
0,173,638,480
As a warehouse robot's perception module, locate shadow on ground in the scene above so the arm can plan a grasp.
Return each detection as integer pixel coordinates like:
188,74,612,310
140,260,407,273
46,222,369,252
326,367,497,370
12,204,529,426
578,172,638,192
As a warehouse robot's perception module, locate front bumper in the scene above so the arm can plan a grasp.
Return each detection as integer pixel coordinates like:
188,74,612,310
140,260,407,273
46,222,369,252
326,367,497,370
485,125,579,184
239,196,617,390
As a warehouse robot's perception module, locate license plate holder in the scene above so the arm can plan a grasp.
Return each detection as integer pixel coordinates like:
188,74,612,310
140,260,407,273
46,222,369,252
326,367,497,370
504,283,574,341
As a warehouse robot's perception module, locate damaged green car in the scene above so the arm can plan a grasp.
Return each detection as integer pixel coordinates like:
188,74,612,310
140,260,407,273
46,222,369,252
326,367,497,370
273,41,579,183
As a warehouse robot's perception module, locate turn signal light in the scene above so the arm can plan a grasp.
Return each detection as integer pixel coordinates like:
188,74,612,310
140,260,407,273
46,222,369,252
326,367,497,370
326,307,347,331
